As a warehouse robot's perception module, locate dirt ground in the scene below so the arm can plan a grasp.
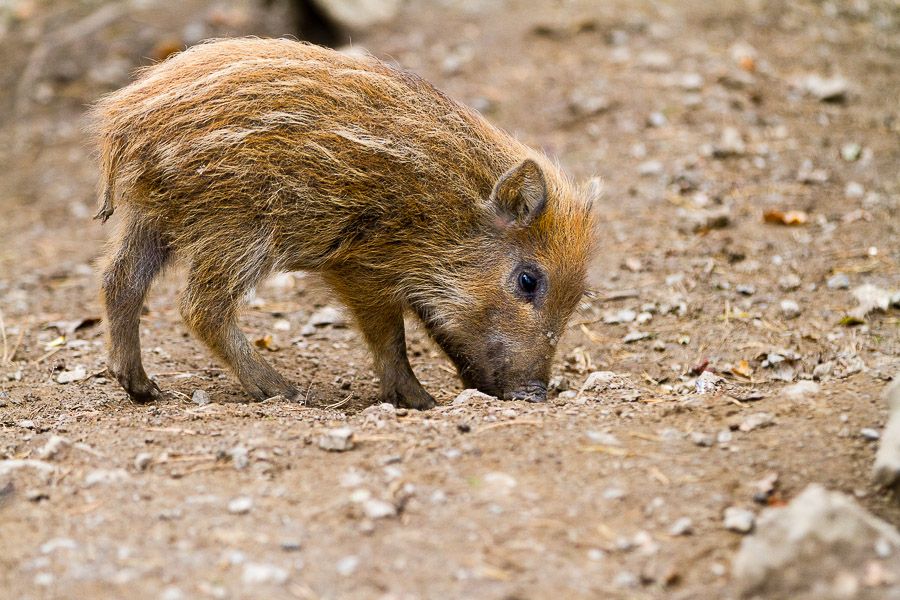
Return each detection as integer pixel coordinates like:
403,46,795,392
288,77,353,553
1,1,898,598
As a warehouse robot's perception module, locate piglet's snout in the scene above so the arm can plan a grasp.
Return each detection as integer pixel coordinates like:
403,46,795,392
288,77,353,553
504,381,547,403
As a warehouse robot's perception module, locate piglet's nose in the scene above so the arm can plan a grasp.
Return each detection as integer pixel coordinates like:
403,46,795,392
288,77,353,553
505,381,547,403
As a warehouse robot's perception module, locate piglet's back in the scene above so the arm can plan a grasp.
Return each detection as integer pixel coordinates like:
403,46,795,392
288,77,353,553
91,38,529,226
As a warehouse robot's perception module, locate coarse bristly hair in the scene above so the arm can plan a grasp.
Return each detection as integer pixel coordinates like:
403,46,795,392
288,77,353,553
91,37,599,408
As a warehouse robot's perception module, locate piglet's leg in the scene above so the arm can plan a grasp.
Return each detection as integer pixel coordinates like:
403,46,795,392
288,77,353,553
325,274,436,410
180,252,298,402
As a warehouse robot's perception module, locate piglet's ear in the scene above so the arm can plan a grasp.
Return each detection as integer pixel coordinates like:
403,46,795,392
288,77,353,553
490,159,547,228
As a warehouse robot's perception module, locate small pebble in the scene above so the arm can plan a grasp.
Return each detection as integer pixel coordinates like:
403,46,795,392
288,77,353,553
336,555,359,576
784,380,820,398
241,563,288,585
778,274,801,291
780,299,801,319
452,389,496,405
228,496,253,514
827,273,850,289
362,498,397,520
229,445,250,470
690,432,714,447
739,412,775,432
56,366,87,384
35,435,69,459
191,390,211,406
134,452,153,471
318,428,355,452
669,517,693,536
723,506,755,533
860,428,880,441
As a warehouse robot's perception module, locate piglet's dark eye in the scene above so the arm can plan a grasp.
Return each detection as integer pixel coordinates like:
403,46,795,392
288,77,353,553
517,271,538,295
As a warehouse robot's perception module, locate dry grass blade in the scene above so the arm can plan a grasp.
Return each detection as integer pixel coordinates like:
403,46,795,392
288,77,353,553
326,394,353,410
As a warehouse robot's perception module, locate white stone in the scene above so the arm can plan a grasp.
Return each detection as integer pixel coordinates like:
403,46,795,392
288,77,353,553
241,562,288,585
318,428,355,451
228,496,253,514
452,389,496,405
724,507,756,533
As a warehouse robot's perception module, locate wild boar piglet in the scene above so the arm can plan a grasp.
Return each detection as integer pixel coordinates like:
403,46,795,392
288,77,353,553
93,38,598,409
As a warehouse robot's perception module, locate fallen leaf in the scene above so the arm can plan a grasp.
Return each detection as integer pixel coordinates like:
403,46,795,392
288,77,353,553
254,335,278,351
838,315,865,327
732,359,754,378
763,209,808,226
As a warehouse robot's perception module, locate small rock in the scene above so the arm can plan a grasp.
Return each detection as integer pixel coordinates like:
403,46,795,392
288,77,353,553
784,380,820,399
860,428,880,441
134,452,153,471
695,371,725,395
228,496,253,514
779,299,801,319
318,428,355,452
690,432,714,447
191,390,211,406
452,389,496,405
580,371,641,402
241,562,288,585
647,111,668,128
614,570,639,588
483,472,518,494
669,517,693,536
796,159,829,184
229,445,249,470
739,412,775,432
813,362,835,380
623,331,650,344
717,430,733,444
840,142,862,162
801,74,849,102
733,484,900,596
56,366,87,384
677,72,703,91
40,538,77,554
638,50,672,70
586,431,621,446
851,284,894,317
713,127,745,157
844,182,865,199
736,284,756,296
873,378,900,487
35,435,71,460
638,160,664,177
778,274,801,291
568,81,611,117
603,309,637,324
84,469,130,487
336,555,359,576
361,498,396,519
827,273,850,289
308,306,346,328
548,375,569,393
724,507,756,533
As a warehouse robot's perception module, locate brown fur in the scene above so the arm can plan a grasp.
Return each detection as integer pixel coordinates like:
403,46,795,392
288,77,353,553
92,38,598,408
